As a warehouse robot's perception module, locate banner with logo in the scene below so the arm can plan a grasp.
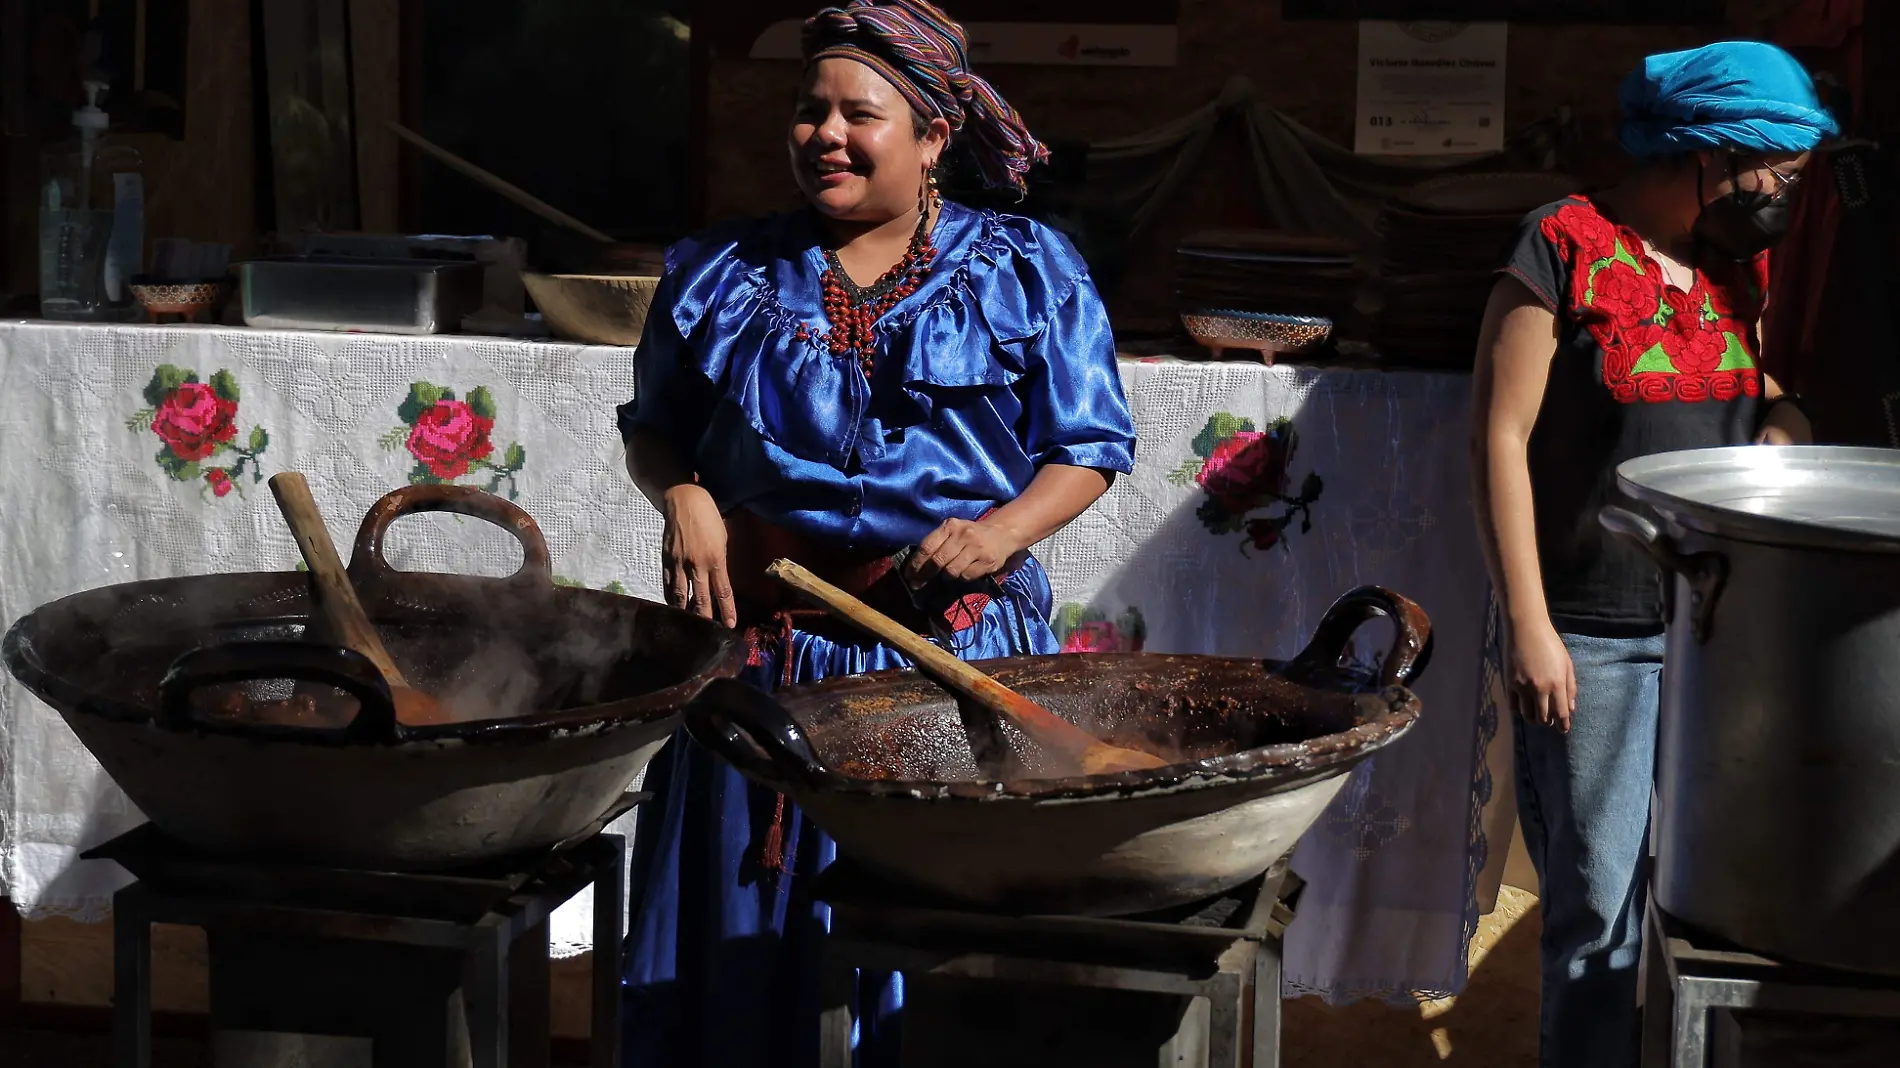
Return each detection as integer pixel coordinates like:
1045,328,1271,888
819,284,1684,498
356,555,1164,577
1286,0,1722,22
710,1,1181,67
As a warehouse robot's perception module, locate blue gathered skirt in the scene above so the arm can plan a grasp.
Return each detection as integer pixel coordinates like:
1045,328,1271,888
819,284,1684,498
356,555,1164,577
621,557,1060,1068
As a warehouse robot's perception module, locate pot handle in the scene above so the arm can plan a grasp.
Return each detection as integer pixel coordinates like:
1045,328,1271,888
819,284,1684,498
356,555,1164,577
684,677,827,783
1283,586,1434,689
349,484,554,592
1599,506,1726,643
158,640,405,744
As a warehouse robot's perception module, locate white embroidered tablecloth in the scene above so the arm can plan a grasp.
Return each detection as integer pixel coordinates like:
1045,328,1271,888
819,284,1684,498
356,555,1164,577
0,321,1490,998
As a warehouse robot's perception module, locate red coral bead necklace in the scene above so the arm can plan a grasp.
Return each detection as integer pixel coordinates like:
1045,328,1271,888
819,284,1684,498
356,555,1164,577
798,198,939,379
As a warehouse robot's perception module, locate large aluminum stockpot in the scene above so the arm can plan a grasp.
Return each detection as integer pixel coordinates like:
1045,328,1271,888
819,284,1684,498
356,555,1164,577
1601,445,1900,973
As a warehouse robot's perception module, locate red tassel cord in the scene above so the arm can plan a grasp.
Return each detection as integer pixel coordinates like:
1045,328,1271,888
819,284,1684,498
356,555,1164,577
758,610,799,876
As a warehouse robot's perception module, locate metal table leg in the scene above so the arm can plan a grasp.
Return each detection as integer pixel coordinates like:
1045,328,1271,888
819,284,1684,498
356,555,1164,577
511,920,552,1068
465,915,512,1068
592,835,626,1068
112,883,153,1068
817,952,857,1068
1671,978,1715,1068
1642,903,1675,1068
1252,938,1283,1068
1204,971,1245,1068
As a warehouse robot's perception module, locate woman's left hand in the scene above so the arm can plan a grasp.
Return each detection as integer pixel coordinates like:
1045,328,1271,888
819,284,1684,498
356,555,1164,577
1756,398,1813,445
907,517,1024,584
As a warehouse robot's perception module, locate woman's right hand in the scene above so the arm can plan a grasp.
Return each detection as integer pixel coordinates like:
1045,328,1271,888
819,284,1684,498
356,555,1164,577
661,484,737,628
1508,617,1577,733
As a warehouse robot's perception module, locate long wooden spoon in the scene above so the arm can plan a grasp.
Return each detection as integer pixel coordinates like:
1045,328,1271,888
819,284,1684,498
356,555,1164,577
387,122,616,244
268,473,452,726
766,559,1168,775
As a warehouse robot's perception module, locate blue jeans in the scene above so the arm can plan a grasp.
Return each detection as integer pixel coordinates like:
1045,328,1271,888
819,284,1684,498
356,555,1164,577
1514,629,1664,1068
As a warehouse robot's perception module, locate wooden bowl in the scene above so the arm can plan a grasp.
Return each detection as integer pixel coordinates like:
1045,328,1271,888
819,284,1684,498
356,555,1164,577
522,272,660,346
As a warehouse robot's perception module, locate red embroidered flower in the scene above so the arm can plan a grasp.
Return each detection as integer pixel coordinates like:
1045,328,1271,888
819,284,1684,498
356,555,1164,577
1743,371,1762,397
1636,375,1676,403
1542,201,1620,265
1710,373,1742,402
1611,379,1641,404
406,399,495,480
151,382,239,461
1664,325,1727,376
1660,287,1704,327
1198,430,1291,513
1061,621,1124,654
1588,261,1661,329
204,469,233,497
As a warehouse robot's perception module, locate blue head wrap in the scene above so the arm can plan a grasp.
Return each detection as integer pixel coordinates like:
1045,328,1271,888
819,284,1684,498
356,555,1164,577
1619,41,1839,158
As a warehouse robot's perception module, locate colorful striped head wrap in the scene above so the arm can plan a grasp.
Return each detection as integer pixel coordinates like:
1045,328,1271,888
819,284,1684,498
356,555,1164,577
1618,41,1839,158
802,0,1049,195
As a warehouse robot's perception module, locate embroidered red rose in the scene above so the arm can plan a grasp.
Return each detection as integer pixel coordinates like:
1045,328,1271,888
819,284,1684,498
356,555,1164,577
1198,430,1291,513
1542,201,1620,265
204,469,233,497
406,399,495,480
1611,379,1641,404
1660,287,1704,327
1743,370,1762,397
1587,261,1661,329
1062,620,1125,654
1710,373,1742,402
151,382,239,461
1636,375,1676,403
1664,324,1727,375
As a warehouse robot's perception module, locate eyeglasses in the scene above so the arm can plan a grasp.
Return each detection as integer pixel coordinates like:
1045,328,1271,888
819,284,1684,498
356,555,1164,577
1762,160,1803,194
1722,155,1804,200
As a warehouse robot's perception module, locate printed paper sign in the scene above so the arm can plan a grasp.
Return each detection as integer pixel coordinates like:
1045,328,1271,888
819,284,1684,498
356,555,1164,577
1355,21,1507,156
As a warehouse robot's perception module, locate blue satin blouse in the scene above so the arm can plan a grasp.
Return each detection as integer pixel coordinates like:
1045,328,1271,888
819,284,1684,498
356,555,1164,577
616,200,1137,553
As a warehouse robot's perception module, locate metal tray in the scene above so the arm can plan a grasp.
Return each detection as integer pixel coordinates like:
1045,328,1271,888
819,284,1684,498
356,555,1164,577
236,257,487,334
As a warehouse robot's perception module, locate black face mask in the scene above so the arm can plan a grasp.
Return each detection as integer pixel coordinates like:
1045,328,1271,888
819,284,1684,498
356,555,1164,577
1691,156,1793,261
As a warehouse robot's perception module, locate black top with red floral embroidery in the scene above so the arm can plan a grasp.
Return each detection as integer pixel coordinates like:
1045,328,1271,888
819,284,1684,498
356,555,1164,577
1501,195,1766,631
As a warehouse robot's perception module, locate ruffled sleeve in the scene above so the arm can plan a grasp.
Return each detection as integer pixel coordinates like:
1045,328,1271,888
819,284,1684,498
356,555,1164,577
1017,277,1136,474
981,218,1136,475
615,226,756,453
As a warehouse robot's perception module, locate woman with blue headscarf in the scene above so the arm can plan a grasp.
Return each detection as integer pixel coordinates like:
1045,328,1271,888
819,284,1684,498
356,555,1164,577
616,3,1135,1065
1470,42,1836,1068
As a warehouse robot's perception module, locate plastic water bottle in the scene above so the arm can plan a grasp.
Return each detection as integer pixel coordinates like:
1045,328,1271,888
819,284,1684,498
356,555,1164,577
39,80,143,322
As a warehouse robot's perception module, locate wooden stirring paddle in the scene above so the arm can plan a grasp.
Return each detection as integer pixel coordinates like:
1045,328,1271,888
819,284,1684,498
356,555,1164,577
765,559,1168,775
268,473,452,726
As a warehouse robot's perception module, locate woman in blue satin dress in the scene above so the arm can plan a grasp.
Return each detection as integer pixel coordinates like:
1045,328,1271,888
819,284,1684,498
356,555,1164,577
614,3,1137,1065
